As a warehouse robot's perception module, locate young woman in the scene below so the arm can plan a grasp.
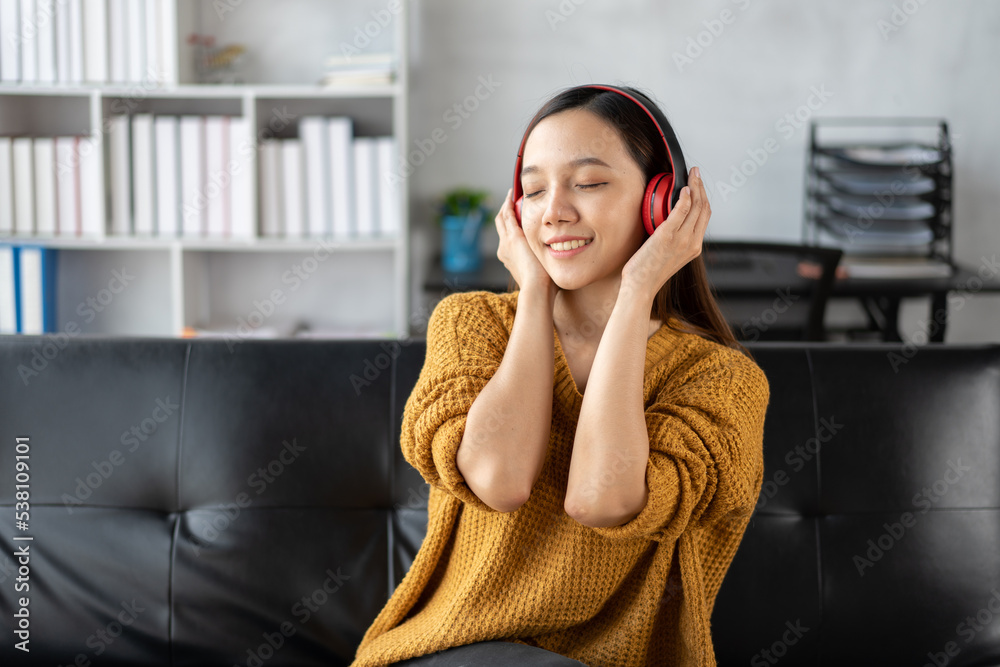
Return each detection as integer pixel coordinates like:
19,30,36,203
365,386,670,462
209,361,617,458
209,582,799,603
351,85,770,667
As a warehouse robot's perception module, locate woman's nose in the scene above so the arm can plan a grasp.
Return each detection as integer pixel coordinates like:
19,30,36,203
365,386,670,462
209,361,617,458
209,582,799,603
541,186,577,225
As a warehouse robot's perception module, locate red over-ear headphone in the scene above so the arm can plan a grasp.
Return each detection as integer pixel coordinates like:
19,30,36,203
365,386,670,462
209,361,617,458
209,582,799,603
512,84,687,236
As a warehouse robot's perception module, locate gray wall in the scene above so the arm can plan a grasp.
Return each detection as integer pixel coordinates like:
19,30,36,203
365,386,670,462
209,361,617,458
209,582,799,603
407,0,1000,342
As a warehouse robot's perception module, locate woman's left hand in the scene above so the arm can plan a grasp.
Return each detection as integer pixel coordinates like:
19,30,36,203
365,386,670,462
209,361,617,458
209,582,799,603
620,166,711,303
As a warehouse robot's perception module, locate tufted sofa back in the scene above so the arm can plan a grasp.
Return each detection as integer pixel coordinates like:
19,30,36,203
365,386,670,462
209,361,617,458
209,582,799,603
1,338,999,666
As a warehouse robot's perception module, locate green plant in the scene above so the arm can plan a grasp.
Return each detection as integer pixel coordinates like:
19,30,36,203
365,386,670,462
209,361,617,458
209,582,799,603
438,187,491,223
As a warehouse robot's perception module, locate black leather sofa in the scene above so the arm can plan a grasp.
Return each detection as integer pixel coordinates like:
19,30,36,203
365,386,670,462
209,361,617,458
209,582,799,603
2,336,999,666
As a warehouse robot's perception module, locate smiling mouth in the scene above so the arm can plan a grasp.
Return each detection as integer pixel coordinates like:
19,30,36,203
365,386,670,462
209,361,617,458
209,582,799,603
547,239,593,251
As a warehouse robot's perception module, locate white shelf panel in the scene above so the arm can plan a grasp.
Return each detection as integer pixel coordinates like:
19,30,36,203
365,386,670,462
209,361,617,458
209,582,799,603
0,83,400,99
0,236,401,252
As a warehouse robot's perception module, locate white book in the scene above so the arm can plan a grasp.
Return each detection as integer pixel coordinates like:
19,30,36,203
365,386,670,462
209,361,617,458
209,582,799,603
156,0,176,85
19,0,37,82
55,0,71,83
18,246,43,334
376,136,398,237
0,245,16,333
281,139,304,238
0,138,13,234
126,0,144,82
180,115,204,237
352,137,377,238
327,116,354,239
78,135,104,238
300,116,329,238
154,115,178,237
258,140,282,238
143,0,159,83
55,137,80,237
36,0,56,83
0,1,20,82
82,0,108,83
204,115,228,238
131,113,155,235
33,138,57,236
67,0,84,82
107,0,126,83
108,115,131,235
12,137,34,235
229,117,253,239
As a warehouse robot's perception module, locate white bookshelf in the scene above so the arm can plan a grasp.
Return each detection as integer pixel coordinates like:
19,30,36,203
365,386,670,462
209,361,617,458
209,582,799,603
0,0,410,339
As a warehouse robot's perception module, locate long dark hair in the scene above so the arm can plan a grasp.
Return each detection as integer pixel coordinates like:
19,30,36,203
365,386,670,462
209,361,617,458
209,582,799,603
513,85,749,358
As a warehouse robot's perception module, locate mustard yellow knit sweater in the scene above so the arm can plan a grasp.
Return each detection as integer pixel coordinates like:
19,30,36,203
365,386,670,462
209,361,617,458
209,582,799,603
350,290,769,667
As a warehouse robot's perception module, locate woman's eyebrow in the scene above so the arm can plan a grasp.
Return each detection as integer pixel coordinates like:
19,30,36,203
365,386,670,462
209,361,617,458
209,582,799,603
520,156,612,178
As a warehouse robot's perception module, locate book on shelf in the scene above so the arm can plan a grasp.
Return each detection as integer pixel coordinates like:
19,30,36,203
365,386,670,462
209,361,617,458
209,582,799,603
258,140,282,239
353,137,377,237
154,114,179,237
179,114,204,238
204,115,228,238
108,115,132,235
132,113,156,235
12,137,34,235
300,116,330,238
3,134,102,239
55,136,80,236
0,138,13,234
281,139,305,238
33,137,57,235
0,243,58,334
0,0,173,85
328,116,355,239
251,118,397,241
0,1,20,83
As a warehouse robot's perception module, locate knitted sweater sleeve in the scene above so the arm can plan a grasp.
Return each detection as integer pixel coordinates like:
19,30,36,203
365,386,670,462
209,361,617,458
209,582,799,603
399,291,511,513
590,345,769,543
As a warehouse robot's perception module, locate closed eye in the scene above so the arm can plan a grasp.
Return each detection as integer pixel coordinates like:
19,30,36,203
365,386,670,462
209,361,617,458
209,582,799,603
579,182,607,189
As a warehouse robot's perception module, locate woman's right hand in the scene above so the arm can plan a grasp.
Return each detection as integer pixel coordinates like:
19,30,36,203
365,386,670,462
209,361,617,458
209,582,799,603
495,188,557,299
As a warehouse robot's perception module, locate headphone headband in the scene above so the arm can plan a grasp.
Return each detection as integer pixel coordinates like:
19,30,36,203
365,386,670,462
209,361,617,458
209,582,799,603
512,84,687,232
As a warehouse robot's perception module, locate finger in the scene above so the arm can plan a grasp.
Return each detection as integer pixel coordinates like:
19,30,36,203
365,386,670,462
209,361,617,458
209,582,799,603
682,168,705,227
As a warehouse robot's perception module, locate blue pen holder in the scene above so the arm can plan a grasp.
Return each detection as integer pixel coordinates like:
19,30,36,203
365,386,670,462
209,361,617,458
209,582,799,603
441,213,483,273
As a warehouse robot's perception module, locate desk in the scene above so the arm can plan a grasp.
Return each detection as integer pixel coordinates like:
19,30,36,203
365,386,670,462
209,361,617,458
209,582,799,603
424,257,1000,342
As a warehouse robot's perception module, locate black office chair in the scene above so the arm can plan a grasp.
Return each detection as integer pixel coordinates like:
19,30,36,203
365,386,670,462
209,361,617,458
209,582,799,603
702,241,843,342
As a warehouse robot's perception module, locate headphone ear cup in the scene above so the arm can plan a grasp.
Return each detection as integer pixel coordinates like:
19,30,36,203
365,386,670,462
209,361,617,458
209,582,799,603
641,172,674,235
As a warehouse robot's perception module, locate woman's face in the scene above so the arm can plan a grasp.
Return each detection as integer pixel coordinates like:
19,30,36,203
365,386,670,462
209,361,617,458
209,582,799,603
519,108,648,292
